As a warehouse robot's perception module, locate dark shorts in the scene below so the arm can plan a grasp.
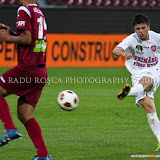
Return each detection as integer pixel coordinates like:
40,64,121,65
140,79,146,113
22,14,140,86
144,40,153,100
0,63,48,108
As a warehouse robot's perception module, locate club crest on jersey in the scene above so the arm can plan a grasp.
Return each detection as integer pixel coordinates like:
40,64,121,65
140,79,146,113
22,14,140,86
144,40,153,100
136,45,143,54
151,45,156,52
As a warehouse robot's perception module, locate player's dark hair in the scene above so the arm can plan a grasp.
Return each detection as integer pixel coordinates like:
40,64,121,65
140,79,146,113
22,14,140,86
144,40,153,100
132,14,150,27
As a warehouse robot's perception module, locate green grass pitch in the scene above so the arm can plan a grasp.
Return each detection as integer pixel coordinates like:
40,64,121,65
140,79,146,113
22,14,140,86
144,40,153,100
0,67,160,160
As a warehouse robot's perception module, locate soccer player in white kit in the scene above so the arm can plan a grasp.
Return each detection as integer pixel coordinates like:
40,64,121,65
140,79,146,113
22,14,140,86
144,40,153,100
112,14,160,151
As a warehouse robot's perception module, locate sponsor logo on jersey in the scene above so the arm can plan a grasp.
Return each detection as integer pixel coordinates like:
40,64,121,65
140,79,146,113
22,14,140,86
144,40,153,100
16,21,26,27
33,40,47,53
151,45,156,52
134,56,158,68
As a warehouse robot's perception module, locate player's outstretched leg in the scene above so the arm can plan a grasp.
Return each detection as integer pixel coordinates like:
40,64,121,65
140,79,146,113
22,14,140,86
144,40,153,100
0,128,22,146
117,84,130,100
33,154,53,160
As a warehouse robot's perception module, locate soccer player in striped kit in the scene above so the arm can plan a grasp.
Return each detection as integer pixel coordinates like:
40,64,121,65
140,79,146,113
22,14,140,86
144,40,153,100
0,0,52,159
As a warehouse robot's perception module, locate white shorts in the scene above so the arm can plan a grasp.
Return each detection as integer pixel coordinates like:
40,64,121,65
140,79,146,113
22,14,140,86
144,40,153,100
131,69,160,107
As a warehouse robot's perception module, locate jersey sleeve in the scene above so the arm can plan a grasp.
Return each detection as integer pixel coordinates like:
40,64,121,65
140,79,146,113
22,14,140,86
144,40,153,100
117,35,132,50
16,6,32,32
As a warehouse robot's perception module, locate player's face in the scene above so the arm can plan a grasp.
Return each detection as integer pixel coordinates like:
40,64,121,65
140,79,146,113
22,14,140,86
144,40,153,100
134,23,150,41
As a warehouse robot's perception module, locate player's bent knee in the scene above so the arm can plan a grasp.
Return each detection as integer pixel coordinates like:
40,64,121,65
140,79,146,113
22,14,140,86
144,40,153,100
17,105,34,124
17,111,33,124
144,82,153,91
17,111,26,123
140,76,153,91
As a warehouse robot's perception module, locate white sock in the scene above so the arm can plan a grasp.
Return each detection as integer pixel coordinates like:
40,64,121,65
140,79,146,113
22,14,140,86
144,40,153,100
127,83,144,97
147,112,160,142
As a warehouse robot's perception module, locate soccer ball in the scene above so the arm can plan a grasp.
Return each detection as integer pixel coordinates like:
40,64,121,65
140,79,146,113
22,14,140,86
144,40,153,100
57,90,79,111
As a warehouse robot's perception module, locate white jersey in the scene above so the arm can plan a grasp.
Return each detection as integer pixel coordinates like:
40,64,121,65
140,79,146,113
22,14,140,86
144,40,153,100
117,30,160,76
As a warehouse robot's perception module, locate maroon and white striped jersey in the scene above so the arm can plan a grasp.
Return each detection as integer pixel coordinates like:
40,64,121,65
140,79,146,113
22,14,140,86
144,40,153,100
16,4,47,66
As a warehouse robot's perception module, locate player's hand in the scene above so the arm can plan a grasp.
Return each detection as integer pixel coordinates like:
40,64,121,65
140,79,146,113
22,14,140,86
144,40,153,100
0,24,13,35
0,23,6,30
121,52,132,60
0,23,10,31
0,29,11,42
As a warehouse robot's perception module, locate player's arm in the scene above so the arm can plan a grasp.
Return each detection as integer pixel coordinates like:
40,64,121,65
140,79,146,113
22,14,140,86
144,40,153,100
0,29,32,45
112,46,132,60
